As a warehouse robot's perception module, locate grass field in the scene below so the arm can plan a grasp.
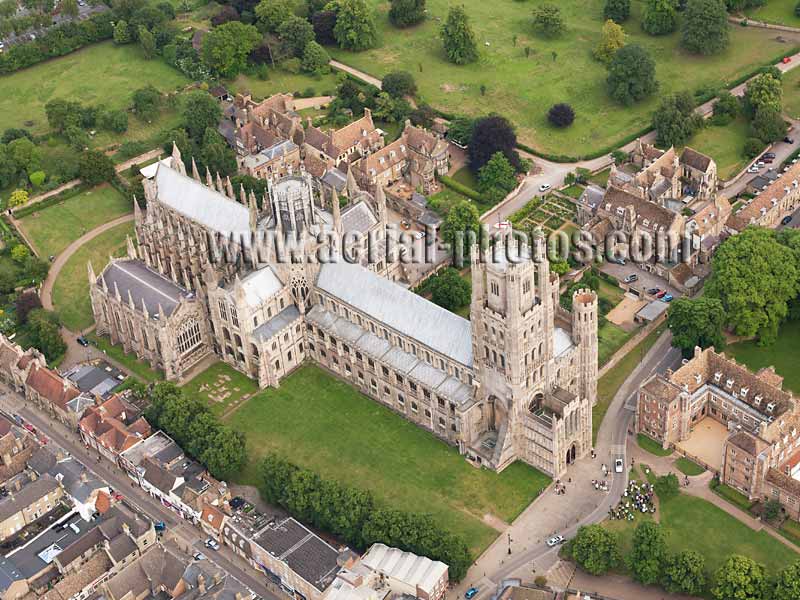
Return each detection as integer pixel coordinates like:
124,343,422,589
745,0,800,27
328,0,798,156
87,331,164,383
597,321,633,367
18,185,131,258
685,117,754,180
51,221,134,332
182,361,260,416
674,456,705,476
727,319,800,394
225,364,551,553
231,70,340,101
588,168,611,188
711,481,757,513
782,64,800,119
637,432,672,456
0,42,188,135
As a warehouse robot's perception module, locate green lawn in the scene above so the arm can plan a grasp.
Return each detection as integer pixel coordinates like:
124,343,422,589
0,41,188,135
597,279,625,307
231,70,340,100
452,167,480,191
783,65,800,120
674,456,705,476
561,184,585,199
182,361,260,416
328,0,797,156
594,325,666,443
745,0,800,27
727,319,800,395
637,432,673,456
711,480,757,512
685,117,754,180
18,185,131,258
51,221,134,332
225,364,551,553
86,331,164,383
606,490,798,583
427,186,478,215
588,167,611,188
597,320,633,367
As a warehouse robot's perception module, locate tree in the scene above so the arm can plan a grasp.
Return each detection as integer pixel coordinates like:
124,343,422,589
331,0,378,51
744,72,782,116
201,21,261,78
440,5,478,65
707,228,800,344
478,151,517,196
593,19,626,64
440,200,480,261
62,0,79,17
301,41,330,74
277,16,316,58
25,256,49,283
712,90,740,125
682,0,729,55
662,550,706,595
532,3,565,37
743,137,763,158
9,189,29,207
604,0,631,22
654,472,680,498
133,85,162,121
373,92,411,123
201,428,247,480
182,90,223,141
7,138,41,179
763,498,782,521
100,109,129,133
113,19,132,44
200,128,237,176
389,0,425,28
211,4,239,26
468,114,520,173
751,107,788,144
642,0,678,35
773,561,800,600
15,291,42,325
547,103,575,128
652,91,703,147
312,10,337,44
712,555,767,600
27,309,66,361
570,525,621,576
255,0,294,32
44,99,83,132
1,128,32,144
428,268,471,311
78,150,116,185
138,26,156,58
626,522,668,585
382,71,417,98
0,262,16,294
667,297,726,357
11,244,29,263
28,171,46,188
447,116,474,146
606,43,658,105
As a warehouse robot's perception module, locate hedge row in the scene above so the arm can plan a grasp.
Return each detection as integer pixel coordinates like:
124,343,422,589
439,175,485,202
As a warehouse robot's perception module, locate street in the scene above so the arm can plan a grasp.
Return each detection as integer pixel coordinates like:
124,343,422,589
0,385,280,600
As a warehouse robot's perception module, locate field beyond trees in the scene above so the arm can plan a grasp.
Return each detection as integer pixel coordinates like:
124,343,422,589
330,0,799,156
225,364,551,554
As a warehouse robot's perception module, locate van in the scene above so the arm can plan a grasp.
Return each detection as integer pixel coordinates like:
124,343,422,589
69,523,80,534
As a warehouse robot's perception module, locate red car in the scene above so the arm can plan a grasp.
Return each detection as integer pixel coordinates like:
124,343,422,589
24,423,36,434
784,56,792,64
657,290,668,299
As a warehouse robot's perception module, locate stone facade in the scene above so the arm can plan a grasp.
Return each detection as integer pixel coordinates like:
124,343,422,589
90,155,597,478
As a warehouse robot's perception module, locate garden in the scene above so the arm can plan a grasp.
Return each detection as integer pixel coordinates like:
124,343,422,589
727,318,800,394
509,194,579,234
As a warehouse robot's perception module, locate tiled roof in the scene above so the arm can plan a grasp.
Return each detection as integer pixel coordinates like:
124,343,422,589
727,160,800,232
26,366,80,410
681,147,713,172
200,504,226,532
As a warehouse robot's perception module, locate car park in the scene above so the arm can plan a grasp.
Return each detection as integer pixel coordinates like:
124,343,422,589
546,535,565,547
763,152,776,159
230,496,246,510
609,257,626,265
623,274,638,284
747,166,760,173
465,588,479,600
494,220,511,230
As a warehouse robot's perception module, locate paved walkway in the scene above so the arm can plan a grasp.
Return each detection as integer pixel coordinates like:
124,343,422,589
329,60,382,89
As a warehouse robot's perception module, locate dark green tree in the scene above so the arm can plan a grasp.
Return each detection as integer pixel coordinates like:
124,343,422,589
182,90,223,141
604,0,631,22
682,0,729,55
712,90,740,125
200,128,237,176
428,268,471,311
255,0,294,32
652,91,702,147
301,41,331,74
138,26,156,58
744,72,782,116
389,0,425,28
642,0,678,35
751,107,787,144
278,16,316,58
331,0,378,51
440,200,480,264
661,550,706,596
532,3,565,37
627,522,668,585
570,524,621,575
478,151,517,198
132,85,162,121
667,297,727,357
606,43,658,105
440,5,478,65
654,472,680,498
78,150,116,185
382,71,417,97
201,21,261,78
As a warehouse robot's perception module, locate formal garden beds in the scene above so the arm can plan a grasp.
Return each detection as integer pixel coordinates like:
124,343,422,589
224,364,551,555
510,194,578,234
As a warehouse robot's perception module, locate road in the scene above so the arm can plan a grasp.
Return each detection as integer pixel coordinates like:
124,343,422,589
0,385,280,600
451,331,682,600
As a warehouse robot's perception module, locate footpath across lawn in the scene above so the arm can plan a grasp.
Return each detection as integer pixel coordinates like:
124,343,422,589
225,364,551,554
18,185,131,258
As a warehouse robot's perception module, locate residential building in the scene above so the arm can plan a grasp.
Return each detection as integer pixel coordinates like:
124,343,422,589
726,160,800,233
0,474,63,541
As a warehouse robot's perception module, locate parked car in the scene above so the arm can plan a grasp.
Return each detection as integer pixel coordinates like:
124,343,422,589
656,290,668,299
494,220,511,230
546,535,566,547
661,294,674,302
230,497,246,510
784,56,793,64
609,257,626,265
193,552,207,561
763,152,776,159
647,287,660,295
465,588,479,600
614,458,624,473
154,521,166,532
747,166,760,173
414,231,425,240
538,183,551,192
782,215,793,225
204,538,220,550
623,274,638,284
784,137,795,144
76,336,89,347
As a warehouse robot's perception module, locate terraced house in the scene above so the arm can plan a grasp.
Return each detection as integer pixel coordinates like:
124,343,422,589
89,150,598,478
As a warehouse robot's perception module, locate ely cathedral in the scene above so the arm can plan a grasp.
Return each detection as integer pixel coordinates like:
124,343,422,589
88,147,598,478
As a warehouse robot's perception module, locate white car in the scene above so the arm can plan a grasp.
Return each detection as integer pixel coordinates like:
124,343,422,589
413,231,425,240
193,552,207,561
747,166,760,173
614,458,624,473
546,535,565,547
538,184,551,192
205,538,220,550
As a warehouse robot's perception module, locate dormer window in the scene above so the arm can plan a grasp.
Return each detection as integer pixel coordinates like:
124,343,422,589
754,394,763,406
767,402,776,413
714,372,722,383
741,387,749,398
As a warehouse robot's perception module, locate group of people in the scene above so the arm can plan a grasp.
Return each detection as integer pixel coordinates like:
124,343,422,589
591,479,609,492
609,480,656,521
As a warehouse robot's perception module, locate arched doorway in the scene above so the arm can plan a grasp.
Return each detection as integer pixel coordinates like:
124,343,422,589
565,443,577,465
